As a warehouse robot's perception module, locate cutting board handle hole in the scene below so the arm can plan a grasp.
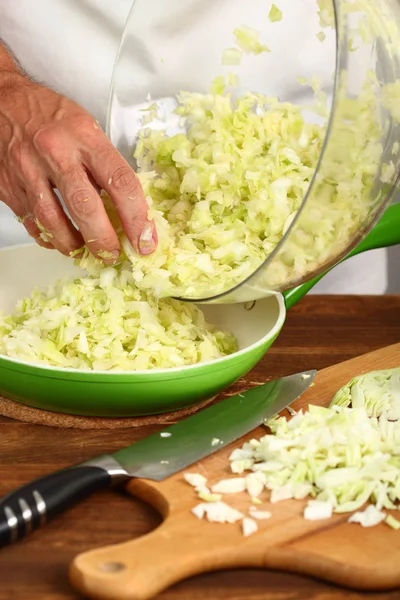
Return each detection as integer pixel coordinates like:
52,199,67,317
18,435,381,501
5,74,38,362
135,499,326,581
98,561,126,574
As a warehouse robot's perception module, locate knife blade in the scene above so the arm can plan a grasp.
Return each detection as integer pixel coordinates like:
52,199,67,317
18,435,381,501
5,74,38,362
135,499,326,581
0,369,315,547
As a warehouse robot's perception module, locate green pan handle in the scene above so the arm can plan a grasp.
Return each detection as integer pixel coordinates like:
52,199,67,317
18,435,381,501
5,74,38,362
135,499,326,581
283,202,400,310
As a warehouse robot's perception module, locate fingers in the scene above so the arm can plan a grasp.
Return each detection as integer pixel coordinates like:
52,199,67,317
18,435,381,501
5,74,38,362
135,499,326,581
28,104,158,259
52,165,121,263
7,143,83,255
83,141,157,255
22,213,54,249
35,236,56,250
5,191,54,249
33,117,120,262
26,183,84,255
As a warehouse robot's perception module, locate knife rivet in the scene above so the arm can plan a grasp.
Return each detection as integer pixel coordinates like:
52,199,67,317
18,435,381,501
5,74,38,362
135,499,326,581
98,562,126,574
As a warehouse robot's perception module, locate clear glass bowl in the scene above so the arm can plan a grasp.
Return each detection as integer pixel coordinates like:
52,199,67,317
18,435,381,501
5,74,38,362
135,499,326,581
107,0,400,303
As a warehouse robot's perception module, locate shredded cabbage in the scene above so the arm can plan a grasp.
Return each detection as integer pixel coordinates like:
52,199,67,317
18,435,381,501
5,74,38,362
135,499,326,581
4,0,399,364
192,501,244,523
69,0,400,302
330,368,400,420
223,372,400,525
0,267,237,370
382,81,400,124
316,0,335,28
385,514,400,530
221,48,243,66
261,403,400,514
184,369,400,531
233,25,270,55
211,478,247,494
348,504,386,527
304,499,333,520
35,219,54,243
227,400,400,520
268,4,282,23
79,80,326,299
76,65,385,300
242,516,258,536
248,508,271,520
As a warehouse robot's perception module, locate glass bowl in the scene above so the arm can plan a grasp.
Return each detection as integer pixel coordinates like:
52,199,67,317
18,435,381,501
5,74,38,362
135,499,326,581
107,0,400,303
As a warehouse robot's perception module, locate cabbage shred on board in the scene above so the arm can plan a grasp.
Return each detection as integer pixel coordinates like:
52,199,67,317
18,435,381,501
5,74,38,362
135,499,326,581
186,369,400,532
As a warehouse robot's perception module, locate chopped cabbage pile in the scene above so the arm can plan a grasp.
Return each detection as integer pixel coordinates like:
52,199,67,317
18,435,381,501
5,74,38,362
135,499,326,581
80,78,384,299
0,267,237,370
80,82,327,299
71,0,400,302
260,403,400,515
186,367,400,533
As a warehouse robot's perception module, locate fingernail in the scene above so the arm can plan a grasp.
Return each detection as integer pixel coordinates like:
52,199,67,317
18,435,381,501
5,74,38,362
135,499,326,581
139,222,156,255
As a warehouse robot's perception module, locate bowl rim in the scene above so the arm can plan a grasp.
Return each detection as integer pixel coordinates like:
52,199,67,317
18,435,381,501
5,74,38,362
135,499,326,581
0,244,286,378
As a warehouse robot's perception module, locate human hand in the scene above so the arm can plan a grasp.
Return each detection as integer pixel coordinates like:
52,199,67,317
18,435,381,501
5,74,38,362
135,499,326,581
0,72,157,261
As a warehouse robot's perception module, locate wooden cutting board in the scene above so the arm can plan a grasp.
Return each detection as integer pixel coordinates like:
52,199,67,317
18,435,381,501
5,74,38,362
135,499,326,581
70,343,400,600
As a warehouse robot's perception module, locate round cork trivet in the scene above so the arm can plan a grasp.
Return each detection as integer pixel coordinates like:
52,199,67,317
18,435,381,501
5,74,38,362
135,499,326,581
0,394,217,429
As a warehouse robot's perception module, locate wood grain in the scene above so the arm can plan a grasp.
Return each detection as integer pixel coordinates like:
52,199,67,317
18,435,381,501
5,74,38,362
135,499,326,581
69,343,400,600
2,296,400,600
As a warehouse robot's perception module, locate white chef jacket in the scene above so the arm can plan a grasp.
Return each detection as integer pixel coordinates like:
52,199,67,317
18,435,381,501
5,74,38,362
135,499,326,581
0,0,388,294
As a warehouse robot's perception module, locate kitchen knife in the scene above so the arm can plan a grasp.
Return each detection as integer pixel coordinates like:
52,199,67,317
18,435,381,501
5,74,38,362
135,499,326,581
0,369,315,547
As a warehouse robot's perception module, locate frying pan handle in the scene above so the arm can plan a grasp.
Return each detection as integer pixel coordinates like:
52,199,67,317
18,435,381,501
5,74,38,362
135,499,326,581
283,203,400,310
0,456,127,547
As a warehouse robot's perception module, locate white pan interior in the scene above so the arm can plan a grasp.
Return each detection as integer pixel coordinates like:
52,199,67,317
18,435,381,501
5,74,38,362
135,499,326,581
0,244,285,351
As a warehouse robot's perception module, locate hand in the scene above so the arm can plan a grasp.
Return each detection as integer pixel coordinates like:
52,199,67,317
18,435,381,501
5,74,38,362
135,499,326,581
0,72,157,261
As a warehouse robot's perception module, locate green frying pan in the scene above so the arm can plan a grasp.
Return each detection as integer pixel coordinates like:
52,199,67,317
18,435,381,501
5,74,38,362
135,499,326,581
0,203,399,417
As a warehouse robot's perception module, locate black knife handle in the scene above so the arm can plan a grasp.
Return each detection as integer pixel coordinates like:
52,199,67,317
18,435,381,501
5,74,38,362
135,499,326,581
0,455,128,547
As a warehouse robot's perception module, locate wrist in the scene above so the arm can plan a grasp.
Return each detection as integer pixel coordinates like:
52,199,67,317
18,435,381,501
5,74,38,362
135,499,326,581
0,38,23,74
0,69,33,95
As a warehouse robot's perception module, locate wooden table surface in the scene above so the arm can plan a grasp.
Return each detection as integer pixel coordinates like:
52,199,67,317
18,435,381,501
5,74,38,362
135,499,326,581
2,295,400,600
